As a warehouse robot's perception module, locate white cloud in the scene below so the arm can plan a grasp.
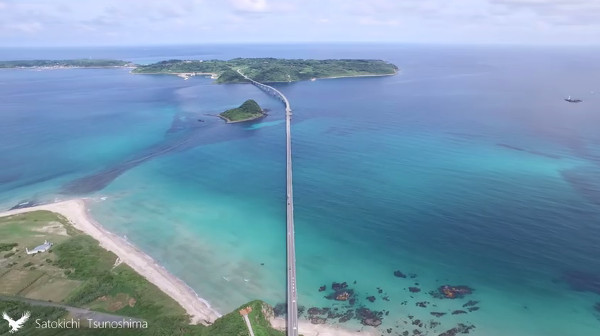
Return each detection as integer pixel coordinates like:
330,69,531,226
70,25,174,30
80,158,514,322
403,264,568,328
230,0,269,13
358,17,399,27
5,22,43,33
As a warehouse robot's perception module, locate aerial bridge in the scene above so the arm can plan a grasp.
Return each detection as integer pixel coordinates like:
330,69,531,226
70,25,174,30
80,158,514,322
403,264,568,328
236,70,298,336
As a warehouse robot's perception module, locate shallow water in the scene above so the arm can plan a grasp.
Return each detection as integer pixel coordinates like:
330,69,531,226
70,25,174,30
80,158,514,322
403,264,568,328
1,44,600,335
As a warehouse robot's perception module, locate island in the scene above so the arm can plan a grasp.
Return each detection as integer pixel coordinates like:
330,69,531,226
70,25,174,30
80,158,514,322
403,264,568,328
1,58,399,83
219,99,265,123
0,59,133,69
132,58,399,83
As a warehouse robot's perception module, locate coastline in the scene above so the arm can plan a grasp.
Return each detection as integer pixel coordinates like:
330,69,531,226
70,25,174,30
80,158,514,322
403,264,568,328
270,317,377,336
130,71,219,80
0,199,373,335
131,70,398,83
0,199,221,325
318,70,399,80
218,112,266,123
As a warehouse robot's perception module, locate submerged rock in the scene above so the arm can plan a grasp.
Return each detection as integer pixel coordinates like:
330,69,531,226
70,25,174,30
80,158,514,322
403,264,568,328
310,317,326,324
318,285,326,292
338,309,354,323
356,307,383,327
362,318,382,327
273,303,286,317
332,282,348,291
307,307,328,316
436,285,474,299
409,287,421,293
366,296,376,303
394,270,407,278
438,323,476,336
9,200,41,210
462,300,479,307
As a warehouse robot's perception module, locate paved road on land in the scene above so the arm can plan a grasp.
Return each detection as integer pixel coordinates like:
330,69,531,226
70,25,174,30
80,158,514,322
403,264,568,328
236,70,298,336
242,314,256,336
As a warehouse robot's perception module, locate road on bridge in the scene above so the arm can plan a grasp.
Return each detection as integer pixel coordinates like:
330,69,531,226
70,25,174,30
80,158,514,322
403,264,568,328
236,70,298,336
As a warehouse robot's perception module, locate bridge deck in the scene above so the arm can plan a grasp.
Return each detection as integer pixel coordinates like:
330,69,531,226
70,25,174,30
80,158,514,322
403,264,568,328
236,70,298,336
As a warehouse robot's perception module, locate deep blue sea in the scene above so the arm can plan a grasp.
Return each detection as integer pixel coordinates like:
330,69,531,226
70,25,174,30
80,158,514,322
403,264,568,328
1,44,600,335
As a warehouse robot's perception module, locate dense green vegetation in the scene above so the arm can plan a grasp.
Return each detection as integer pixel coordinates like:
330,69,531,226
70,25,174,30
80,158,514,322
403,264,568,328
0,242,18,251
133,58,398,83
220,99,264,123
0,212,285,335
204,300,285,336
0,59,132,68
0,299,284,336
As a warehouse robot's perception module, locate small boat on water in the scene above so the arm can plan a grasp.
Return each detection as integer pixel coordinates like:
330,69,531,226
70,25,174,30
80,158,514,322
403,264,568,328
565,96,583,103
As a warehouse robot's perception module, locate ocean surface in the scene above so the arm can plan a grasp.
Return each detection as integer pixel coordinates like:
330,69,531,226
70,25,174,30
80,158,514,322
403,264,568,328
1,44,600,335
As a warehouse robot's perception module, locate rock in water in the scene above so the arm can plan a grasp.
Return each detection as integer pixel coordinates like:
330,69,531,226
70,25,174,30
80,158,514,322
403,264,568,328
394,270,407,278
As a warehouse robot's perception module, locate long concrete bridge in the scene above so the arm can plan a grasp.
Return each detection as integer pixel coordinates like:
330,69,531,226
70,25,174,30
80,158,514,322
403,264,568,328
237,70,298,336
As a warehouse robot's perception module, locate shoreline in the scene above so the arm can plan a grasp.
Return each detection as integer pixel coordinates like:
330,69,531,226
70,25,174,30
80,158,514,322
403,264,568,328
270,317,377,336
318,70,399,80
218,111,267,123
0,199,221,325
0,199,373,335
131,70,398,83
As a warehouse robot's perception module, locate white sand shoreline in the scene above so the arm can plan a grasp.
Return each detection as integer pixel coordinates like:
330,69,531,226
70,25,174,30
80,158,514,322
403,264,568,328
0,199,220,325
0,199,375,335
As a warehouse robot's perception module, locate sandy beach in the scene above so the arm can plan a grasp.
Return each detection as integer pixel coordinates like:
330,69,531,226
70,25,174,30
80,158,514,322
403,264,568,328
0,199,375,335
0,199,221,325
270,317,376,336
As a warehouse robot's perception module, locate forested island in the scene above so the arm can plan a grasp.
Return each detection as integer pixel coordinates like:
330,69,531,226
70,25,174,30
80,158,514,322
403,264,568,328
1,58,399,83
0,59,133,69
220,99,265,123
132,58,398,83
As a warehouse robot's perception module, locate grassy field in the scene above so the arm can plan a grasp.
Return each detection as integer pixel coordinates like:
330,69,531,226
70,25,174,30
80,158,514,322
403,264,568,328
0,211,285,335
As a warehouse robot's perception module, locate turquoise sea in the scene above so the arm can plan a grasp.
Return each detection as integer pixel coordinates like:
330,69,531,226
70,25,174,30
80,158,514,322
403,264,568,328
1,44,600,335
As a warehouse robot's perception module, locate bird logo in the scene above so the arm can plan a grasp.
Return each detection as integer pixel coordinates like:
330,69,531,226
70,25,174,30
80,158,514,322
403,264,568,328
2,311,30,333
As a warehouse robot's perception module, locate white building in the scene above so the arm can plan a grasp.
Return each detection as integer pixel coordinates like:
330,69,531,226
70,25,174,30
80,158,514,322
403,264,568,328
26,240,53,255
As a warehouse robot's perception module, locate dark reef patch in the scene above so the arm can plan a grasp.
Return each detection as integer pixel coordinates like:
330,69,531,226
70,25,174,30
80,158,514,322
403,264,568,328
438,323,476,336
394,270,407,278
561,167,600,207
462,300,479,307
497,143,561,159
432,285,474,299
563,270,600,295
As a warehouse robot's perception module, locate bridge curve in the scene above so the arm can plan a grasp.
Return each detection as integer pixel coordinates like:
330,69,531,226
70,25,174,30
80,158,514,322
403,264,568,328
236,70,298,336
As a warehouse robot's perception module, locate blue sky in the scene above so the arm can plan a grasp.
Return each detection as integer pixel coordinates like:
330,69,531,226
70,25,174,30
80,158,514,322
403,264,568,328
1,0,599,46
